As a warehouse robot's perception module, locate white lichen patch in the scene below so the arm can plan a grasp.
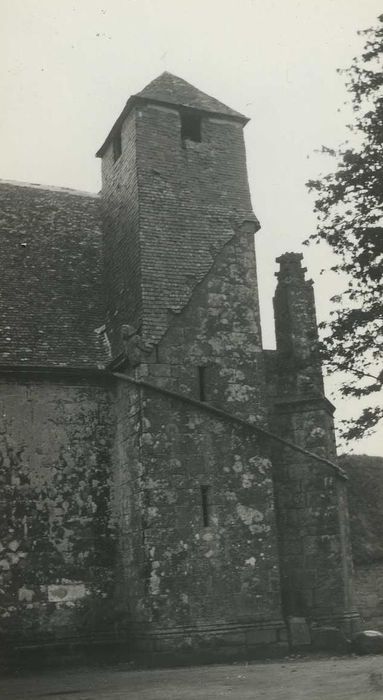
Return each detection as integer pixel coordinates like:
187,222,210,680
233,455,243,473
202,531,213,541
207,338,224,354
18,586,34,602
310,427,326,440
237,504,261,526
236,504,268,534
247,413,264,426
47,583,86,603
147,478,160,490
150,561,161,596
245,557,256,567
219,368,245,382
241,472,255,488
248,456,271,475
141,432,153,446
170,458,181,470
9,552,21,565
207,293,227,307
226,383,253,403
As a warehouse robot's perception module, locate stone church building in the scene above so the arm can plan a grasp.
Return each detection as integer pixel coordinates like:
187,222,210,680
0,73,360,662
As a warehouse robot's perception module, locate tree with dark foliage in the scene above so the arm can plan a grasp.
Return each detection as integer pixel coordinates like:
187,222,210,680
306,14,383,441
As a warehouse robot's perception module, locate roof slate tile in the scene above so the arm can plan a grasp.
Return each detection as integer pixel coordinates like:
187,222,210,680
0,180,109,368
137,72,247,120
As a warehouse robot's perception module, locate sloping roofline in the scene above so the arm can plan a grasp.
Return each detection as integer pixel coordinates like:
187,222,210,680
0,178,98,198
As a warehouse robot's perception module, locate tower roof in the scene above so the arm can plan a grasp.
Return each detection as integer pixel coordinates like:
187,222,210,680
137,72,247,120
96,72,248,157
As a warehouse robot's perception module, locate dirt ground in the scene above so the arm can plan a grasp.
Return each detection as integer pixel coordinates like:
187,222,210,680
1,655,383,700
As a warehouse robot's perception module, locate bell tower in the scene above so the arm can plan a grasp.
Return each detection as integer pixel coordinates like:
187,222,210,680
97,72,260,362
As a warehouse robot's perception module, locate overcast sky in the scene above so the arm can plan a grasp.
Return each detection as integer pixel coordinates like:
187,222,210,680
1,0,382,455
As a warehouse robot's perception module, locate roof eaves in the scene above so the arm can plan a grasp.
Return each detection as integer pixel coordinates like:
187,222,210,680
96,95,249,158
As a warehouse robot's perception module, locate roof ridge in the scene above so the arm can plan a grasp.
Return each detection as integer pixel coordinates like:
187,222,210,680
0,178,99,199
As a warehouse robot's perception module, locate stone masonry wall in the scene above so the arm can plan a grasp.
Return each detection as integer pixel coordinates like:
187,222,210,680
155,228,266,422
111,226,287,653
114,381,285,653
110,378,145,630
271,404,353,623
270,253,356,633
0,376,114,647
136,104,258,347
273,253,324,397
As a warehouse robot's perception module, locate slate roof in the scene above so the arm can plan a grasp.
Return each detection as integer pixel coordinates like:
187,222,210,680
0,180,109,368
96,72,248,157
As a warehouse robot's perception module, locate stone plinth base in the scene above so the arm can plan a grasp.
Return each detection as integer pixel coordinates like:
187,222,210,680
3,613,361,673
310,611,361,639
126,618,288,662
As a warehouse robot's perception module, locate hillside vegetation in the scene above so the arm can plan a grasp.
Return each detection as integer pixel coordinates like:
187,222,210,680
340,454,383,564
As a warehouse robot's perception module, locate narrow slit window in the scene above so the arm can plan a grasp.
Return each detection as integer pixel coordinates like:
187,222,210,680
181,111,201,143
198,366,206,402
201,485,210,527
113,130,122,162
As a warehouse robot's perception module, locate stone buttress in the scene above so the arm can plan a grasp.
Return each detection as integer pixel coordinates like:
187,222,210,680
267,252,359,644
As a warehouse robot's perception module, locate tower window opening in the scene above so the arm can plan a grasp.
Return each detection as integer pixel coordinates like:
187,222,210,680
113,130,122,162
198,366,206,402
181,111,201,143
201,485,210,527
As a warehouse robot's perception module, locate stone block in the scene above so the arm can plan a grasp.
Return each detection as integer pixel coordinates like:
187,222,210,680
351,630,383,655
149,364,172,377
47,583,86,603
212,631,247,648
288,616,311,647
245,627,278,645
153,634,193,652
